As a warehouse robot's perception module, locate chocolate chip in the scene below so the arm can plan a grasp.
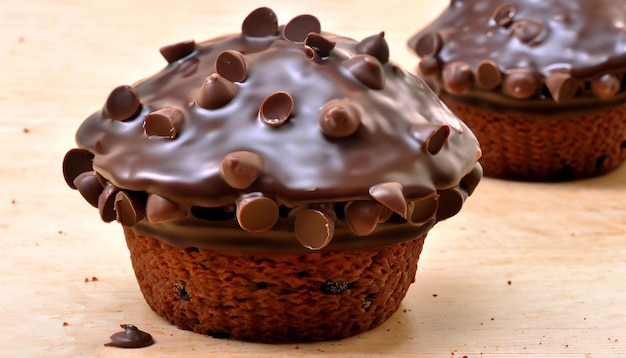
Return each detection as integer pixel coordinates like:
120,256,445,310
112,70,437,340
282,14,321,42
105,85,141,121
294,209,334,250
215,50,247,83
305,33,336,57
411,123,451,155
512,19,544,44
369,182,407,218
146,194,185,223
475,59,502,90
418,55,441,76
114,191,146,226
343,54,385,90
98,183,120,223
73,171,104,208
321,280,354,294
259,91,294,127
442,61,472,94
503,68,539,98
196,73,238,109
408,192,439,225
143,106,185,138
159,39,196,63
413,31,442,57
318,98,361,138
435,188,465,221
591,74,621,99
344,200,387,236
459,164,483,197
104,324,154,348
236,194,279,232
62,148,94,189
356,32,389,64
241,7,279,37
545,71,579,103
491,4,516,27
220,151,264,189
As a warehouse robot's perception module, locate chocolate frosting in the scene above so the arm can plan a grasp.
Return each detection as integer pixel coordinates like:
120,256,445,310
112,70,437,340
63,8,482,253
408,0,626,110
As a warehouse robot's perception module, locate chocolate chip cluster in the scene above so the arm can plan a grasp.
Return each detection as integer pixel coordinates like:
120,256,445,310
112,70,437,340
63,7,481,252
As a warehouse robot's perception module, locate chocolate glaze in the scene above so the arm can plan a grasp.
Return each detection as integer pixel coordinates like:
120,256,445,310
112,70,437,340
63,8,481,253
408,0,626,110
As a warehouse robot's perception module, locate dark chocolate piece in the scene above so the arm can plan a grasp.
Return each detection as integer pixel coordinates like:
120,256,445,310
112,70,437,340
195,73,238,109
318,98,361,138
259,91,293,127
294,209,334,250
343,54,385,89
236,194,279,232
356,32,389,64
105,85,141,121
220,151,264,189
62,148,94,189
242,7,278,37
104,324,154,348
282,14,321,42
143,106,185,138
305,33,335,57
159,40,196,63
215,50,247,83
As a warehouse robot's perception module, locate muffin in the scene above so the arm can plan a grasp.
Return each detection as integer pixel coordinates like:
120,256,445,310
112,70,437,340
408,0,626,181
62,7,482,343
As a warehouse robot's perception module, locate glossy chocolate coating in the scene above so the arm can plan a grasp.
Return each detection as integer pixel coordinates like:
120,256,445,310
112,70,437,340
63,8,481,253
409,0,626,110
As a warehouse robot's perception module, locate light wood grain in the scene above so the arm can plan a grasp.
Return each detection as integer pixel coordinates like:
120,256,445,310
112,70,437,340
1,0,625,356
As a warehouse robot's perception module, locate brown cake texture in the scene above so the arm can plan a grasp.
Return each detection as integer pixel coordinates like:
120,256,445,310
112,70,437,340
62,7,482,342
408,0,626,181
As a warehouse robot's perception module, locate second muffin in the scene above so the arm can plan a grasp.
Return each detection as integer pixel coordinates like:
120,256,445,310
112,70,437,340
409,0,626,181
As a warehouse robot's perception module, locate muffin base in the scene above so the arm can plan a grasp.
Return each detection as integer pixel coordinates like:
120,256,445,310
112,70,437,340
443,98,626,181
123,226,426,342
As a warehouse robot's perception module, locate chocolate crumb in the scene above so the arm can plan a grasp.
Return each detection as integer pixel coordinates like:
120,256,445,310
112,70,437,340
84,277,89,283
63,322,69,327
507,280,512,285
104,324,154,348
92,276,98,282
11,199,16,204
23,128,30,133
432,294,438,297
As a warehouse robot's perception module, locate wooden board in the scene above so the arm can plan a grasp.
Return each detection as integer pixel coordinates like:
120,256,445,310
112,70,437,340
1,0,624,356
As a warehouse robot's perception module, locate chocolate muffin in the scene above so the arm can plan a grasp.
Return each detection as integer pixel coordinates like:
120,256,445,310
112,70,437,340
63,7,482,342
408,0,626,181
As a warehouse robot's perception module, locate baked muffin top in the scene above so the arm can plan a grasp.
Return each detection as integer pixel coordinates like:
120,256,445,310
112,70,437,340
63,7,481,252
409,0,626,110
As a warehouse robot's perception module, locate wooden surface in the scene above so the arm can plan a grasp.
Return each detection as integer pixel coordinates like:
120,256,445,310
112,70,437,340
1,0,625,356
